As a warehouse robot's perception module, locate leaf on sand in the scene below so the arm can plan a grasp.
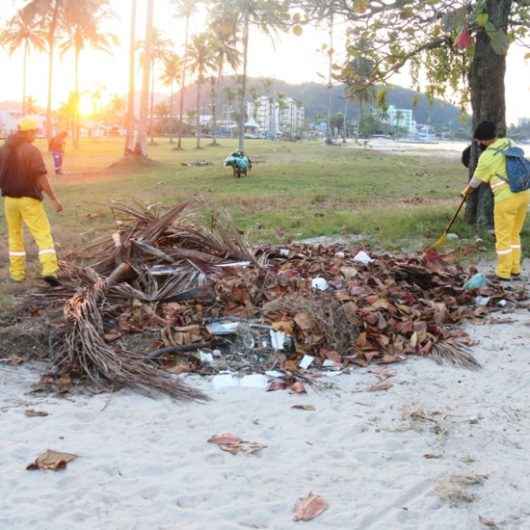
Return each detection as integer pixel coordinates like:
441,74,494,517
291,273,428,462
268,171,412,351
26,450,78,471
290,381,307,394
293,493,329,521
208,433,266,455
25,409,49,418
479,515,498,528
291,404,316,411
368,381,393,392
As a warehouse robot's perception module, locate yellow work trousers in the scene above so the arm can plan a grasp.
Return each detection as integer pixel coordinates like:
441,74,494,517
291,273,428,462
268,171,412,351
494,190,530,279
4,197,58,281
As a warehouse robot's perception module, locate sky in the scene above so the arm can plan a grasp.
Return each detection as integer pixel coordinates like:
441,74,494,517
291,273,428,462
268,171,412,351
0,0,529,124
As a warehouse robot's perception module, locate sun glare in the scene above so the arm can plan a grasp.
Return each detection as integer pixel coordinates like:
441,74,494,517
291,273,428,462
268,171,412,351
79,94,93,117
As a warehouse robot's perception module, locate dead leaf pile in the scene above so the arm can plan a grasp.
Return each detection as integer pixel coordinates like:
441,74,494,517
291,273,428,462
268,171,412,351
31,201,526,396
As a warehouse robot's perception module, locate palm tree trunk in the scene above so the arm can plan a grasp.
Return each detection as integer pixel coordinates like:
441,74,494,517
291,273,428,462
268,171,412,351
196,76,201,149
210,76,218,146
74,45,80,148
326,12,334,146
22,40,28,115
238,11,250,152
177,14,190,150
169,81,174,143
46,0,61,140
135,0,154,157
125,0,137,155
149,63,155,145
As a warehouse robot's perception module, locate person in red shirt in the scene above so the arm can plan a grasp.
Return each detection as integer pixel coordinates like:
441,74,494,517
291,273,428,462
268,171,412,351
49,130,68,175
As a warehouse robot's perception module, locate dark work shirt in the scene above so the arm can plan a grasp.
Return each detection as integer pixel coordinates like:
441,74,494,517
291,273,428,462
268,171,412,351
0,134,47,201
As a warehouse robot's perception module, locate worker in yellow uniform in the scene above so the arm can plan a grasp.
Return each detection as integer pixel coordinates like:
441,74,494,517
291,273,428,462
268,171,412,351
0,116,64,286
464,121,530,281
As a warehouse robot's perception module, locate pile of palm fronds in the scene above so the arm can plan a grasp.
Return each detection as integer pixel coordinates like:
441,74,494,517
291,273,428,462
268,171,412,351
39,201,527,398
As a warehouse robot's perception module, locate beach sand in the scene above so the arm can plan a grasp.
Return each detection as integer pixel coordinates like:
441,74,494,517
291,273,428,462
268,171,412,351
1,308,530,530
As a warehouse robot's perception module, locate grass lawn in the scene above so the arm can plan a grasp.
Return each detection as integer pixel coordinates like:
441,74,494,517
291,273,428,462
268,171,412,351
0,136,528,308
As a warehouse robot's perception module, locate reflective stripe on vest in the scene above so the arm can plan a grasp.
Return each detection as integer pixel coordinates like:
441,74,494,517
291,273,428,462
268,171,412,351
9,251,26,257
38,248,56,256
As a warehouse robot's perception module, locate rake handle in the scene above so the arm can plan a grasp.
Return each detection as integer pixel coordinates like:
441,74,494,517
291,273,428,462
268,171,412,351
443,196,467,236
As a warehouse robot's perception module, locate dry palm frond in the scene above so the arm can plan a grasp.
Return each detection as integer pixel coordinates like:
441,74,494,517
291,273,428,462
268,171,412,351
54,271,208,401
431,342,480,370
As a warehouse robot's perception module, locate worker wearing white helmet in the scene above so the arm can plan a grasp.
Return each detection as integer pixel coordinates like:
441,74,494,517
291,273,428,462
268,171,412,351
0,116,63,286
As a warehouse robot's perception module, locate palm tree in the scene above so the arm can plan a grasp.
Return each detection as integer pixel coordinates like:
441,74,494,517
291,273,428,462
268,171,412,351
0,10,46,114
21,0,62,139
125,0,137,155
211,0,290,152
60,0,117,147
161,52,183,144
172,0,197,150
186,33,215,149
135,0,154,157
149,31,172,144
207,22,240,145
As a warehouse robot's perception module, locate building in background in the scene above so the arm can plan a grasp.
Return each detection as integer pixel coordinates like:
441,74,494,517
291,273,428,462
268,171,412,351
383,105,416,134
247,96,304,136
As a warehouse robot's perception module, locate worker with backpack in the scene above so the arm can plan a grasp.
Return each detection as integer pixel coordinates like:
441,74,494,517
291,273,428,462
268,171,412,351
463,121,530,281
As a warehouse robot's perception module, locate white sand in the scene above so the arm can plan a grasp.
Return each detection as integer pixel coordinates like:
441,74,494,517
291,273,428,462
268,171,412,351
2,309,530,530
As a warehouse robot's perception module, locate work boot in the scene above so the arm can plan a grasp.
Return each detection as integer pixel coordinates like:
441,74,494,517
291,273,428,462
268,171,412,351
43,276,62,287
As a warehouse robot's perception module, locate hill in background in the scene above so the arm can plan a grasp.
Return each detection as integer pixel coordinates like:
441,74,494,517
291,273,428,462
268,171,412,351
176,76,468,131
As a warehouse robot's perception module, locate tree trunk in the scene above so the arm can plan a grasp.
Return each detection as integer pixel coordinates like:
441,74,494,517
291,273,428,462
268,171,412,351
196,77,201,149
465,0,511,231
210,76,218,146
149,63,155,145
74,45,80,148
46,0,60,140
169,81,174,143
177,15,190,150
22,40,28,115
326,12,334,145
135,0,154,157
238,11,250,152
125,0,137,155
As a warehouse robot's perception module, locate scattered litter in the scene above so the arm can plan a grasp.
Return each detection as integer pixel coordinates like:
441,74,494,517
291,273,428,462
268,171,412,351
291,404,316,411
199,351,214,365
206,320,240,336
497,299,507,307
311,277,329,291
423,453,443,459
212,374,239,390
464,273,487,290
240,374,269,389
475,296,491,307
299,355,315,370
208,433,266,455
24,409,49,418
353,250,374,265
446,233,459,241
181,160,212,167
293,493,329,521
279,248,290,257
26,450,78,471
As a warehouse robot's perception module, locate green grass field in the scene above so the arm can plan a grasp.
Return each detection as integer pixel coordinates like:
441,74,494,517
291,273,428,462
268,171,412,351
0,136,527,308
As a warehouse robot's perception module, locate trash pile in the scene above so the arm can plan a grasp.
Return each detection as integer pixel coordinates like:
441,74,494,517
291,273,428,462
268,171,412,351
38,202,526,400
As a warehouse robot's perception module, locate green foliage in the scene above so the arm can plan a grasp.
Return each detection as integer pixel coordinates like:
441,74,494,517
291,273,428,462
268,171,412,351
304,0,530,114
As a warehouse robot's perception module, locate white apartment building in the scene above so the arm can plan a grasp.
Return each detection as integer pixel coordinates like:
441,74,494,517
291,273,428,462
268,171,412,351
384,105,416,133
247,96,304,135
